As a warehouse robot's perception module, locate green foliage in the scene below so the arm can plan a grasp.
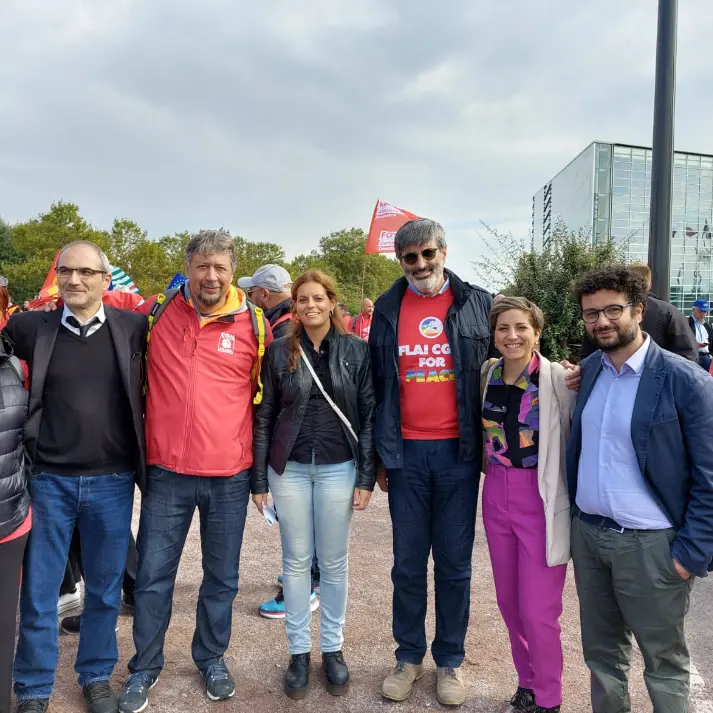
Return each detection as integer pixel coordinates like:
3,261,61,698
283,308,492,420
0,204,404,313
473,220,627,362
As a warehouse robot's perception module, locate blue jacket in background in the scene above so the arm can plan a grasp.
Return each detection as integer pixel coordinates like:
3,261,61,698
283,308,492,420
369,269,492,470
566,340,713,577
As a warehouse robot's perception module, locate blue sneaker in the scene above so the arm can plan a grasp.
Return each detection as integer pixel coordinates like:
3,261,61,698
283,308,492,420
259,589,319,619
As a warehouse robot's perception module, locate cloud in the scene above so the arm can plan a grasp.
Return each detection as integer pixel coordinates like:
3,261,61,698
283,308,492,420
1,0,712,286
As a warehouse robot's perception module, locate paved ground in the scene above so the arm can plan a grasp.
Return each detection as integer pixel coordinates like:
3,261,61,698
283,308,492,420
34,488,712,713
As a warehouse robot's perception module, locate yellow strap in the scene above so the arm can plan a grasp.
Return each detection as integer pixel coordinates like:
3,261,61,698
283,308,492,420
144,292,169,393
253,306,266,405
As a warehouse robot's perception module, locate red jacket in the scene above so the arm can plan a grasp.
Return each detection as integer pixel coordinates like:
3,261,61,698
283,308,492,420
137,287,272,476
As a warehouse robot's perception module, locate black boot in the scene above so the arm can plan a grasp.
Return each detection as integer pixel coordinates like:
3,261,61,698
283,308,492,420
284,653,310,700
322,651,350,696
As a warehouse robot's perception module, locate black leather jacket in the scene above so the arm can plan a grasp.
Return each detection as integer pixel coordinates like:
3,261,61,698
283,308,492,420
251,331,375,494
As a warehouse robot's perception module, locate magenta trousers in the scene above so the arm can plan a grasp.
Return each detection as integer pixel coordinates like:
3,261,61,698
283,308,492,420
483,463,567,709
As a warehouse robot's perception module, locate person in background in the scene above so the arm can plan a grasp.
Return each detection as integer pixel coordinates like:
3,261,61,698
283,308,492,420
119,231,272,713
0,337,30,713
6,241,147,713
371,219,492,707
0,281,13,331
251,270,375,701
580,263,697,362
481,297,573,713
238,264,321,619
338,303,354,333
353,299,374,341
239,264,294,340
688,298,713,371
568,266,713,713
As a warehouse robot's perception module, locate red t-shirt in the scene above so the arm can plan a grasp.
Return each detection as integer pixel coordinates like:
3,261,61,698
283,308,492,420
354,313,373,341
398,287,459,440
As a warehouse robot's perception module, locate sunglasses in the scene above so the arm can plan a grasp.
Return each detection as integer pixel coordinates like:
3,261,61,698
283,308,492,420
400,248,438,266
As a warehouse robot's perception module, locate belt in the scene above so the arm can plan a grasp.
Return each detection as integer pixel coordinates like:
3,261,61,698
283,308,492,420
575,508,643,534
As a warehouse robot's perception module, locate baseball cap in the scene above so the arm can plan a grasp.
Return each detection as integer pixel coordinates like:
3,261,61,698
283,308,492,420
238,264,292,292
694,298,710,312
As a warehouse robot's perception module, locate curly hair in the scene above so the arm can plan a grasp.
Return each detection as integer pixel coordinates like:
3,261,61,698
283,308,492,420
287,269,346,372
573,265,648,309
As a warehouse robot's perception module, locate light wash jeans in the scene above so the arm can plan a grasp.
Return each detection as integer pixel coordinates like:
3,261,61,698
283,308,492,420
268,459,356,654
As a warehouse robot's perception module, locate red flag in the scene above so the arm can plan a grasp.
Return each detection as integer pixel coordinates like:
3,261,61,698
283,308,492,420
27,251,60,309
365,200,421,254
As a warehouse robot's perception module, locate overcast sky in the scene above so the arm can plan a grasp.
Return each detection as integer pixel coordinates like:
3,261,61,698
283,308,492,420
2,0,712,284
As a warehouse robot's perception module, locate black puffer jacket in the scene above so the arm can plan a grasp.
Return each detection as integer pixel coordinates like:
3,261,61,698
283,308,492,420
0,338,29,540
251,331,375,493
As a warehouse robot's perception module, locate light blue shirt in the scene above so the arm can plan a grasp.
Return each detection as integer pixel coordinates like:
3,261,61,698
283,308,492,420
576,336,672,529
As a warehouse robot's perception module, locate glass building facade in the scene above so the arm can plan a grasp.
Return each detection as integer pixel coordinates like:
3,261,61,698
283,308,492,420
532,141,713,312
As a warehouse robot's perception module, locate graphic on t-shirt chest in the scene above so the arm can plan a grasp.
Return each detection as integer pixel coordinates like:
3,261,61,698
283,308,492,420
399,316,454,384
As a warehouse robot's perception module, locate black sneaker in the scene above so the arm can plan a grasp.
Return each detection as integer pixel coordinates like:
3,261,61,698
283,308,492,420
284,653,310,700
322,651,350,696
83,680,118,713
531,707,561,713
506,687,536,712
118,673,157,713
122,589,135,612
61,615,82,635
200,660,235,702
15,700,50,713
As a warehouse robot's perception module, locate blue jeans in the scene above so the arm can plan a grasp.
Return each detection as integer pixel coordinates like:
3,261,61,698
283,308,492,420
129,467,250,677
698,352,712,372
14,471,135,700
387,439,479,668
268,459,356,654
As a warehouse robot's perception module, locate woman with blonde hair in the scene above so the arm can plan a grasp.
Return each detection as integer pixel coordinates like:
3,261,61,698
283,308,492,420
251,269,375,700
480,296,574,713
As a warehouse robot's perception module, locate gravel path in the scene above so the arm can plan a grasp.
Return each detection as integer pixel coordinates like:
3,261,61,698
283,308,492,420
41,488,661,713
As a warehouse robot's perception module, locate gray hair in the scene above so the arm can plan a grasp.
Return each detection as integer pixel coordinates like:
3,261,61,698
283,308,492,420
57,241,112,273
185,229,236,270
393,218,447,259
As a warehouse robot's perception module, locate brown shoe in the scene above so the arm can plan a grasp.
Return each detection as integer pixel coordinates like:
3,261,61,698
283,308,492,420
436,667,465,706
380,662,425,702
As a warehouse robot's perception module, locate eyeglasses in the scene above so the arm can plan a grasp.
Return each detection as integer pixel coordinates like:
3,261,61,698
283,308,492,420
581,303,632,324
400,248,438,265
56,267,107,280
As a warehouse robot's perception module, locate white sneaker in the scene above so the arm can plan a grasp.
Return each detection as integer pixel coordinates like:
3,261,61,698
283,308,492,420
58,584,82,615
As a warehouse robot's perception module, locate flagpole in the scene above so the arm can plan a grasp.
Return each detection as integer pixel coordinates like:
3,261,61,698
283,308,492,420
647,0,678,301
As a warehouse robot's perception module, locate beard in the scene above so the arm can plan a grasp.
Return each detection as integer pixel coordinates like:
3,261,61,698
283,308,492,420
590,320,640,352
195,282,224,308
404,263,445,294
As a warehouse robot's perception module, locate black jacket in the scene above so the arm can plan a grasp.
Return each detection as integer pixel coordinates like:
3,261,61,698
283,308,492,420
688,315,713,349
0,338,29,540
369,270,492,469
265,298,293,340
251,330,375,493
580,295,697,361
2,308,149,492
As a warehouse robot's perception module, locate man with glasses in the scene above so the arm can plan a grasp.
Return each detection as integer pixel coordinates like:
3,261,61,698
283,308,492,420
238,264,294,340
568,265,713,713
4,241,147,713
370,219,492,707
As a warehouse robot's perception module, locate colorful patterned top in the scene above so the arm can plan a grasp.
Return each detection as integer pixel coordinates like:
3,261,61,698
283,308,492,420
482,353,540,469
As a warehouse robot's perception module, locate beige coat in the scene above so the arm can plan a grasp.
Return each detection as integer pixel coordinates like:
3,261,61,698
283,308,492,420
481,352,575,566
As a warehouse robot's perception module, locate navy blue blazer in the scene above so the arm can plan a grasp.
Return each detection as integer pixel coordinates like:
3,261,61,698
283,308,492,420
566,340,713,577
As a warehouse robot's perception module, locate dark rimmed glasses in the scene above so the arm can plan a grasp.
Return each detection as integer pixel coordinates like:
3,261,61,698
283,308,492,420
581,303,632,324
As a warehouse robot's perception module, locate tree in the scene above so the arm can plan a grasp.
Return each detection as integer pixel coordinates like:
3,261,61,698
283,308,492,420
291,228,402,313
473,220,627,362
0,217,21,266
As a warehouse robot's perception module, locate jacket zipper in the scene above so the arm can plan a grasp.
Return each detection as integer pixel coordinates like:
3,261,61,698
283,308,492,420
179,332,199,469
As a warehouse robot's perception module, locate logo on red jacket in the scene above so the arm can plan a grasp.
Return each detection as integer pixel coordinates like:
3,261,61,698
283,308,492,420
419,317,443,339
218,332,235,355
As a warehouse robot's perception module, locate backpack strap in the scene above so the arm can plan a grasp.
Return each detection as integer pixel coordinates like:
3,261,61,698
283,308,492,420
144,288,182,393
248,303,268,405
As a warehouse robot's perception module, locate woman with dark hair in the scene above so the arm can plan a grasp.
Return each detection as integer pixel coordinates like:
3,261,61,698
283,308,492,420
251,269,375,700
481,296,574,713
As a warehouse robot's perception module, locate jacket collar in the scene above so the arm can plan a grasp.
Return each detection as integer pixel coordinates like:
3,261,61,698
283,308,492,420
265,298,292,324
